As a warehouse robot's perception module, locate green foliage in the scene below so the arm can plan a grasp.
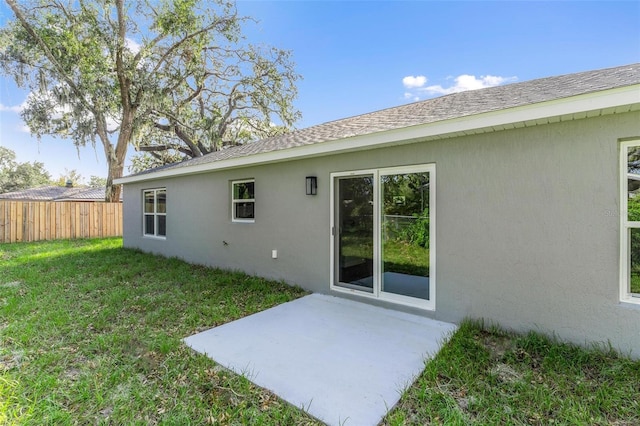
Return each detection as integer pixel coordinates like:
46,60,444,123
1,0,301,199
382,173,429,216
54,168,84,187
0,147,51,193
396,207,430,248
87,175,107,188
627,196,640,294
631,274,640,294
382,172,430,248
128,150,183,174
628,195,640,221
629,226,640,294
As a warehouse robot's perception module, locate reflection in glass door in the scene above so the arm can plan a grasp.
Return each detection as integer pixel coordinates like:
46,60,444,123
336,175,374,292
380,172,430,300
332,165,434,308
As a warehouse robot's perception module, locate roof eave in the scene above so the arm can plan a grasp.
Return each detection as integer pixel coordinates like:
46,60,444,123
115,84,640,185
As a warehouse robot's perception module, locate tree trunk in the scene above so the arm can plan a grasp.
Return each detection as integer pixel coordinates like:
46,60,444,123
103,129,131,202
101,136,126,202
97,112,129,203
105,156,124,202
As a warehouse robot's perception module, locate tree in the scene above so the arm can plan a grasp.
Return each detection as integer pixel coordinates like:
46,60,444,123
54,168,84,186
0,146,51,193
88,175,107,188
0,0,300,201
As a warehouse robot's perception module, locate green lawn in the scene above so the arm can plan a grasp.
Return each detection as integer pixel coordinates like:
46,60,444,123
341,233,430,277
0,238,317,425
384,322,640,425
382,240,429,277
631,273,640,294
1,239,639,425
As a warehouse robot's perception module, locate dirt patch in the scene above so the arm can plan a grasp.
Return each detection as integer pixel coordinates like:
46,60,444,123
0,281,21,288
479,332,514,360
491,363,523,384
0,350,24,371
63,367,82,381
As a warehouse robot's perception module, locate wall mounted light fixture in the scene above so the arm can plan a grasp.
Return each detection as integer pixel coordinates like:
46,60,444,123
306,176,318,195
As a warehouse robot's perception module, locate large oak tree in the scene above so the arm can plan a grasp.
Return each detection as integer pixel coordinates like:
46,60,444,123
0,0,300,201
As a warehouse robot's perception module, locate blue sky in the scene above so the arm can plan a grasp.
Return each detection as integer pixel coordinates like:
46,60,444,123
0,1,638,181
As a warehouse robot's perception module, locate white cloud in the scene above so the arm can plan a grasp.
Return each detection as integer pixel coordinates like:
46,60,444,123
423,74,517,96
403,92,420,102
401,73,517,102
0,102,23,113
402,75,427,89
125,37,141,54
106,115,120,132
0,100,30,131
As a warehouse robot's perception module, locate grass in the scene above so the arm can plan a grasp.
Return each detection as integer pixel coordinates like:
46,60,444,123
382,240,429,277
631,273,640,294
0,238,318,425
383,321,640,425
341,233,430,277
2,239,639,425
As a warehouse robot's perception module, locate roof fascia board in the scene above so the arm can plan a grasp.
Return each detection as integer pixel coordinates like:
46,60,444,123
116,84,640,185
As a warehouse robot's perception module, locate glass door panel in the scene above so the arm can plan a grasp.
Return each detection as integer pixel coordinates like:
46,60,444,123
336,175,374,292
380,171,430,300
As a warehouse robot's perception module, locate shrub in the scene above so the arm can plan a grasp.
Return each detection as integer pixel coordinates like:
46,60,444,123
397,208,429,248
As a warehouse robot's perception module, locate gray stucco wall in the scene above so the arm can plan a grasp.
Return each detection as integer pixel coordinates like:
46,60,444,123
123,111,640,357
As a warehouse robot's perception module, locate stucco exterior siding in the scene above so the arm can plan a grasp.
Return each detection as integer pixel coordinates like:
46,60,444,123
123,111,640,357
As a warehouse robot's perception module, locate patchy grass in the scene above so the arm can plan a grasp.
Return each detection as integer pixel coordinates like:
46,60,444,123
341,234,430,277
630,272,640,294
382,240,429,277
0,238,318,425
384,321,640,425
2,239,639,425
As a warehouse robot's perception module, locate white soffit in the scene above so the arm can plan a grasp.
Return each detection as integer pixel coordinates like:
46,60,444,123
115,84,640,184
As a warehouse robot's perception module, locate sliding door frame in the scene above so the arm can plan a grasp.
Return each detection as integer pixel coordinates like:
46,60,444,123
329,164,436,310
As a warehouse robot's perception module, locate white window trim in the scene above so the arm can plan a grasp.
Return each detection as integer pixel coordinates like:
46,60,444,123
231,179,255,223
620,140,640,305
143,188,167,239
329,164,436,311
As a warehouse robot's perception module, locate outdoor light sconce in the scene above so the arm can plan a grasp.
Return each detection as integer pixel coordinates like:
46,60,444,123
306,176,318,195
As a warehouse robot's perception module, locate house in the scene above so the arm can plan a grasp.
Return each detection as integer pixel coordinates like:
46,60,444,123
0,184,120,202
115,64,640,357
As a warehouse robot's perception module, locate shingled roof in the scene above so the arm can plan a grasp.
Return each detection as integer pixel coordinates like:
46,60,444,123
0,185,120,202
121,63,640,182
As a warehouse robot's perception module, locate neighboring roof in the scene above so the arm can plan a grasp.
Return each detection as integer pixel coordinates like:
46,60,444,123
0,185,120,202
117,63,640,184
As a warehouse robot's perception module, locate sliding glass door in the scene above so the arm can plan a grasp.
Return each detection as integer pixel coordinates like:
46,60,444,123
336,175,374,292
332,165,435,309
380,171,430,300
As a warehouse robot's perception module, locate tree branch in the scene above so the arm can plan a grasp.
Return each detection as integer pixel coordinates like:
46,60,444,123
150,16,236,74
137,142,193,157
151,121,202,157
5,0,95,114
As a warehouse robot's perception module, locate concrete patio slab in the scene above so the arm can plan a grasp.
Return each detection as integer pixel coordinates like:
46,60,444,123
184,293,457,426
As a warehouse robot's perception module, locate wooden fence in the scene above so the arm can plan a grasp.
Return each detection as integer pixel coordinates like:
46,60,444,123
0,201,123,243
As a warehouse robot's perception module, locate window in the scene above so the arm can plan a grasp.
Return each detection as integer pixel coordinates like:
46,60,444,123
232,179,255,222
621,141,640,303
143,188,166,237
